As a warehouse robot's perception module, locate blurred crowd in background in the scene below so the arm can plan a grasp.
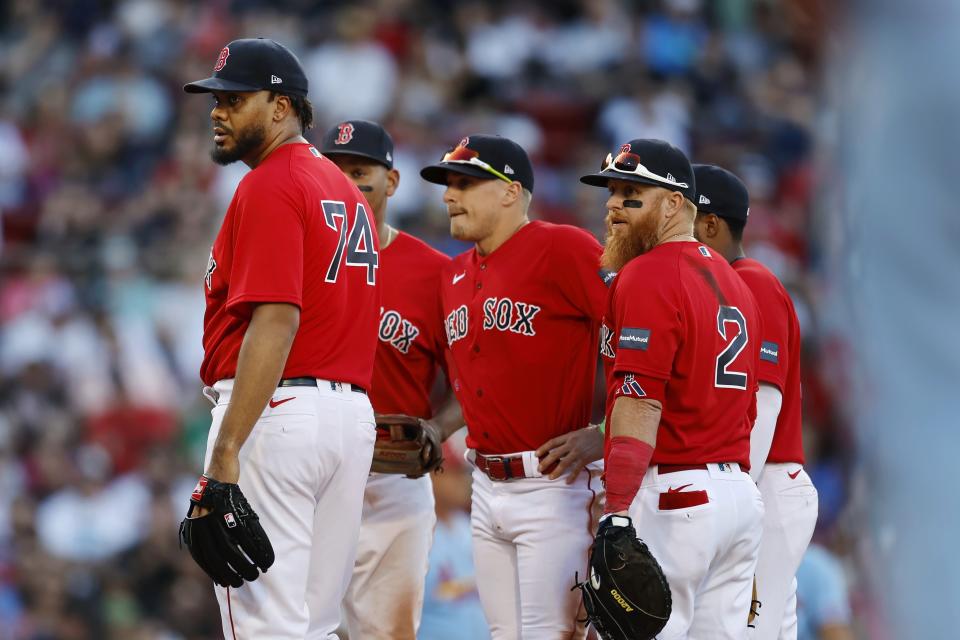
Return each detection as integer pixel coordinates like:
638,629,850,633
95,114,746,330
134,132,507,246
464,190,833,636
0,0,870,638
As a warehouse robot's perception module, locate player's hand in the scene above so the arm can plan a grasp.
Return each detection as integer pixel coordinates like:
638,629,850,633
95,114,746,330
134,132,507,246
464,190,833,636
192,452,240,517
535,424,604,484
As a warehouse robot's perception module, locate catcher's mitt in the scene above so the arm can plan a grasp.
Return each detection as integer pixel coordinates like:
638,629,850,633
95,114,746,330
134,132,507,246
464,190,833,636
371,414,443,478
574,515,671,640
178,475,275,588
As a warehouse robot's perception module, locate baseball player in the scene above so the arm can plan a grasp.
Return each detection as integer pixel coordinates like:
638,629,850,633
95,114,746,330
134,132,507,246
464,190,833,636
692,164,818,640
580,139,765,639
181,39,380,639
318,119,462,640
420,134,609,639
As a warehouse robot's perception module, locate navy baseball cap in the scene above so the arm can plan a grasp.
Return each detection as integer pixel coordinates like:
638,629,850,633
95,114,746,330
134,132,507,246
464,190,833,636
184,38,308,97
421,134,535,193
319,120,394,169
580,139,695,203
693,164,750,223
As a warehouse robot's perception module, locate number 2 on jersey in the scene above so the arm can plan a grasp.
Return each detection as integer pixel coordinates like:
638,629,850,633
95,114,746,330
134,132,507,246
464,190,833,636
715,305,748,389
321,200,378,285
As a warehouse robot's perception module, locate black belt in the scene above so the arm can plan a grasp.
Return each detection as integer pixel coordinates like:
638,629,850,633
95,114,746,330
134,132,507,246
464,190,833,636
278,377,367,395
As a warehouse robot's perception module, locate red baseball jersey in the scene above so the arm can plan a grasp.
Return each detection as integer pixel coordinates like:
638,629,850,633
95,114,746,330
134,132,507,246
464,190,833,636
200,143,380,388
440,221,607,454
370,231,451,418
733,257,804,464
601,242,761,467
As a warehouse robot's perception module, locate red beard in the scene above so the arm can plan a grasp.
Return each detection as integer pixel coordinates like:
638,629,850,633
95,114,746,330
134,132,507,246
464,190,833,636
600,210,661,271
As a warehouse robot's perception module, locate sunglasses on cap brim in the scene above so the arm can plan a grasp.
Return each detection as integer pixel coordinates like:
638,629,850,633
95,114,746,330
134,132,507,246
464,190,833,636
442,146,514,184
601,151,689,190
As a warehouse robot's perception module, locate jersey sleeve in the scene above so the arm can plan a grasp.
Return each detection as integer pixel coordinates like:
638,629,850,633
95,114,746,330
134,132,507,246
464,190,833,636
611,261,682,381
227,176,305,318
739,269,790,391
550,226,608,320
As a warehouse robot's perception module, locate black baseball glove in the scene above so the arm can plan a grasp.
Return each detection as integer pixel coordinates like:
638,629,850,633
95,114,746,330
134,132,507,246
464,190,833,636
371,414,444,478
179,475,275,588
574,515,672,640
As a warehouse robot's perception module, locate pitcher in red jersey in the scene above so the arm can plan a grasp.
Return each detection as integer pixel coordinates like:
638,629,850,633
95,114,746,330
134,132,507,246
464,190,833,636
693,163,818,640
581,139,765,639
421,135,608,639
183,38,380,639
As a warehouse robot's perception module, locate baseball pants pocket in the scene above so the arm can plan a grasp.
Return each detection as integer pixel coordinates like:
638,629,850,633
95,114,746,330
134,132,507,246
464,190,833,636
658,489,710,511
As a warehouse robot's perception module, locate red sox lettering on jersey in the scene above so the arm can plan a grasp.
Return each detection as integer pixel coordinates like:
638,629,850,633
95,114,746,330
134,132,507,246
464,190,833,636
380,308,420,354
445,305,469,345
481,297,541,335
445,298,541,344
599,322,615,359
205,251,217,291
440,221,607,454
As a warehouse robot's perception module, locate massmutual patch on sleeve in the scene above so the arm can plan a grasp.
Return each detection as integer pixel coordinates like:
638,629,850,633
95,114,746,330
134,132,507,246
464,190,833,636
618,327,651,350
598,269,617,286
760,341,780,363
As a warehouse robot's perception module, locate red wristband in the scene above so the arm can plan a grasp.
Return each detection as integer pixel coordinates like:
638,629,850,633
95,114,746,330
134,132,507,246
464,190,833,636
604,437,654,514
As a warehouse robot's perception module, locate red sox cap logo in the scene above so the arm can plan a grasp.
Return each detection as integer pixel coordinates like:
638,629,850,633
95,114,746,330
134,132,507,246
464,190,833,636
213,46,230,72
336,122,355,145
619,143,631,154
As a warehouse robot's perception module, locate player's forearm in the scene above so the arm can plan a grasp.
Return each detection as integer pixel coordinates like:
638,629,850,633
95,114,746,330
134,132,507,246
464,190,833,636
749,382,782,481
431,390,464,441
208,303,300,472
605,395,661,514
610,396,661,444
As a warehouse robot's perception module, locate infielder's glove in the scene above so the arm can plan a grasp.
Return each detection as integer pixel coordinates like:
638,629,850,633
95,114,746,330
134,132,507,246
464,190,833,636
178,475,275,588
371,414,444,478
574,515,671,640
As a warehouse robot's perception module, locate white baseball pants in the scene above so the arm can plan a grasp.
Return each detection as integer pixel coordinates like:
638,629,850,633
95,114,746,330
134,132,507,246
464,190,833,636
748,464,818,640
342,472,436,640
470,458,601,640
629,463,764,640
203,379,376,640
